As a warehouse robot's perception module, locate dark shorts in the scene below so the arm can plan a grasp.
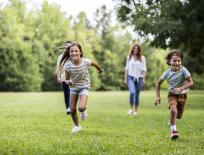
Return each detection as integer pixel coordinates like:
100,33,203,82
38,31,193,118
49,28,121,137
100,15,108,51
168,92,187,118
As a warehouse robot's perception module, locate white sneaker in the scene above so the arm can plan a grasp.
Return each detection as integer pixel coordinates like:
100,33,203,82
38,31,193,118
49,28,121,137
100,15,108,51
71,126,82,134
66,107,71,115
133,112,137,115
80,110,88,120
128,109,133,115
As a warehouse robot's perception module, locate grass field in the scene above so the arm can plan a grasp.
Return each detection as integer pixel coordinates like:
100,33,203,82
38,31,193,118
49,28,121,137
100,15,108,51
0,90,204,155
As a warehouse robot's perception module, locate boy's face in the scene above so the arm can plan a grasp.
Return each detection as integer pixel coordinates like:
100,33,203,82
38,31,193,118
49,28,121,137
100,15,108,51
170,55,181,71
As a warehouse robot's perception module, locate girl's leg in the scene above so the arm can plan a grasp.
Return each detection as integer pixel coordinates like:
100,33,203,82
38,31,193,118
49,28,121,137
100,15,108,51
78,95,88,112
70,94,79,126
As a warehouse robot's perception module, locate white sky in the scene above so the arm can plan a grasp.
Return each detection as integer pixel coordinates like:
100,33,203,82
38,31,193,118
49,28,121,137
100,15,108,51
32,0,116,21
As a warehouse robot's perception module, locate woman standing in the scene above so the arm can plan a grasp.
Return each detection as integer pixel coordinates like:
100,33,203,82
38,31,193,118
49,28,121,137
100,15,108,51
124,44,147,115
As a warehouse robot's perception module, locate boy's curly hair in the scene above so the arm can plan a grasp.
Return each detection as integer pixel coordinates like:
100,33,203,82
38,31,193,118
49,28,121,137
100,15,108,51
166,49,183,65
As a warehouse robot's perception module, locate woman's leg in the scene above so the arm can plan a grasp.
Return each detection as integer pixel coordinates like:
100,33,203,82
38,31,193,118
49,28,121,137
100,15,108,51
127,76,136,109
70,94,79,126
134,78,143,112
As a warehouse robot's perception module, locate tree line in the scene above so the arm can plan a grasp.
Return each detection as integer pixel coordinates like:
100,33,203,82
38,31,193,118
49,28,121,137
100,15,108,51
0,0,203,91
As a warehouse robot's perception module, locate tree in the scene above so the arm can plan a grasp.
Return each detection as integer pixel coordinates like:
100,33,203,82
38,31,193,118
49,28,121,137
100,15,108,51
116,0,204,74
0,0,42,91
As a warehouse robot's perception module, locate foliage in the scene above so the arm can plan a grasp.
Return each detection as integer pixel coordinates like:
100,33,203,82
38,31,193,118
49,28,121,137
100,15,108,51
116,0,204,74
0,0,203,91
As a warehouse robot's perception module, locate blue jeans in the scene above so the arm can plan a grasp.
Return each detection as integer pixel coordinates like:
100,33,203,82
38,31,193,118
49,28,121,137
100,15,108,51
127,76,143,107
62,82,70,109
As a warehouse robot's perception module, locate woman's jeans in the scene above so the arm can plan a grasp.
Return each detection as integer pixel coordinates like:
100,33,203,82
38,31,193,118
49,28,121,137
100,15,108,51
127,76,143,107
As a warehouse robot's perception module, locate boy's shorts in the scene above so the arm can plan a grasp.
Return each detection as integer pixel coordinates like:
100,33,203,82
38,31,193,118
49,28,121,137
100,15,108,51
168,92,187,119
70,87,89,96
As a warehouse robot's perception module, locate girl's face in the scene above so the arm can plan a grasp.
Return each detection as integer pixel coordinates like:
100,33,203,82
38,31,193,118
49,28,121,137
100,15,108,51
133,46,139,55
69,46,82,61
170,55,182,71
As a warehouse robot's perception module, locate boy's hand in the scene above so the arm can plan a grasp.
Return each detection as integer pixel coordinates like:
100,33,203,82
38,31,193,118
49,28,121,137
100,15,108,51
98,68,103,74
155,97,161,106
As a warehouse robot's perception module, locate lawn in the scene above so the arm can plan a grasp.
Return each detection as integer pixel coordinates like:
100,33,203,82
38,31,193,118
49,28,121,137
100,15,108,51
0,90,203,154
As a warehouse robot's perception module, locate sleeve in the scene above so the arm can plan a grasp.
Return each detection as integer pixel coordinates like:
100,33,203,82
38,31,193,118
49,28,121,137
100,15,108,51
84,58,91,67
160,70,168,80
125,56,129,70
64,63,69,72
183,67,191,78
141,56,147,72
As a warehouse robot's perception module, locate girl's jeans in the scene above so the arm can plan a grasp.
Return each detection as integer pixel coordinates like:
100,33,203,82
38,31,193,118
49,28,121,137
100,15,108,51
127,75,143,106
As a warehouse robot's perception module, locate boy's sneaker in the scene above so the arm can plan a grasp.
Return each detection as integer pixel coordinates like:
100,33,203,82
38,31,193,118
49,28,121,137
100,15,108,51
66,107,71,115
80,110,88,120
71,126,82,134
171,130,179,140
128,109,133,115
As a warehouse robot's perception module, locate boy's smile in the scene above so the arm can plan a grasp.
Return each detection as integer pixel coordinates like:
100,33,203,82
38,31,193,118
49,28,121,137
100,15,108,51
170,55,181,71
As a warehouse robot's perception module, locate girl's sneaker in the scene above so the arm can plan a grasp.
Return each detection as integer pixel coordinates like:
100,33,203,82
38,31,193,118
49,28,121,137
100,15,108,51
80,110,88,120
128,109,133,115
71,126,82,134
171,130,179,140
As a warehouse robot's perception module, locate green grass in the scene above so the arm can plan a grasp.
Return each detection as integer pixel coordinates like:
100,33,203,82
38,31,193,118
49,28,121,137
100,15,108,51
0,90,204,155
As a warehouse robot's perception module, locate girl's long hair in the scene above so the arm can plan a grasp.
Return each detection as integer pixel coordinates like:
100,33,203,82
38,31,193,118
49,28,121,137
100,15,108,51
128,44,142,61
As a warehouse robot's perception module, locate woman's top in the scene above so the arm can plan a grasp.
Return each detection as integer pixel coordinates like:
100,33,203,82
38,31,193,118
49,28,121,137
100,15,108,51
64,58,91,88
125,55,147,80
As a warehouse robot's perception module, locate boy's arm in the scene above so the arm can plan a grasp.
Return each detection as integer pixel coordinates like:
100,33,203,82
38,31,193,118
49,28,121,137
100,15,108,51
155,79,164,105
91,61,103,73
173,76,193,93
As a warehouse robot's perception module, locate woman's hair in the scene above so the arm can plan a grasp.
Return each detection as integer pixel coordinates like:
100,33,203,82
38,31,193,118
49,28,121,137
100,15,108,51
166,49,183,65
128,44,142,61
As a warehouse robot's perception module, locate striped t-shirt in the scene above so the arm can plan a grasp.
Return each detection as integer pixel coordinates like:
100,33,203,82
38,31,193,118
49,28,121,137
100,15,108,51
64,58,91,88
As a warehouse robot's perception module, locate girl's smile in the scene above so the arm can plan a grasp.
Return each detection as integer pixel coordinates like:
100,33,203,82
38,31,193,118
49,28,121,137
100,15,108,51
69,46,82,64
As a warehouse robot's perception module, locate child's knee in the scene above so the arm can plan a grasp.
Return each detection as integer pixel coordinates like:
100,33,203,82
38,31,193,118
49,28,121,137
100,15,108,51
78,107,86,112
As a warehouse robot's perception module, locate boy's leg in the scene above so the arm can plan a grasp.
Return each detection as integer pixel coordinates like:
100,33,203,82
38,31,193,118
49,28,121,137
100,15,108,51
70,94,79,126
168,96,179,139
177,94,187,119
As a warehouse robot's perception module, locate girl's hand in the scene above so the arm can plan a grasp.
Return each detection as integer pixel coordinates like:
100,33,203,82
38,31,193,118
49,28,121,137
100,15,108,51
64,80,73,86
155,97,161,106
98,68,103,74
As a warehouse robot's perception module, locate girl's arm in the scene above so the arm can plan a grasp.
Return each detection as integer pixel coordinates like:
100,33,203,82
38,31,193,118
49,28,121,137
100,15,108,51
64,70,73,86
155,79,164,105
91,61,103,73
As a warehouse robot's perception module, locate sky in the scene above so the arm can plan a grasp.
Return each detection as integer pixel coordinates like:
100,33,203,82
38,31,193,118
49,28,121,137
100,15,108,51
32,0,116,22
